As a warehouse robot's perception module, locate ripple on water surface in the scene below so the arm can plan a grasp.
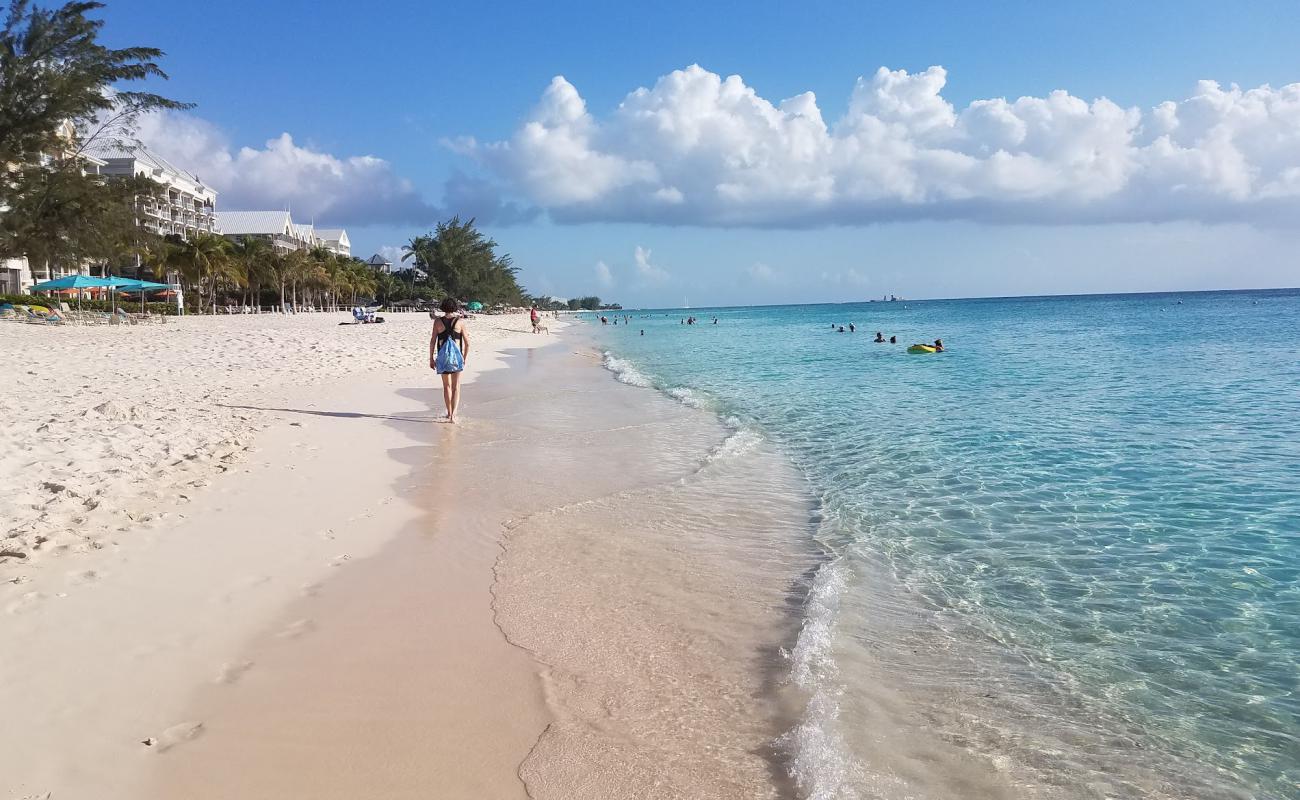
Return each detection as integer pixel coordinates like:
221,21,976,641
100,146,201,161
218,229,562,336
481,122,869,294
594,291,1300,800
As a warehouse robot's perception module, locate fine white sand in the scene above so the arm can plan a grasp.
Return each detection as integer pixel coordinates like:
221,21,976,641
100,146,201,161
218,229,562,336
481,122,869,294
0,311,558,800
0,311,539,566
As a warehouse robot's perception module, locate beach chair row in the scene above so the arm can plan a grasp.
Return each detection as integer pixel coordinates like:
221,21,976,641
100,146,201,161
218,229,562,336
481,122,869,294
0,303,167,326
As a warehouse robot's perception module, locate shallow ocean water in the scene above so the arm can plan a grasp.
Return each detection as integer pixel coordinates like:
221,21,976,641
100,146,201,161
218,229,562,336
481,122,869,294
592,289,1300,800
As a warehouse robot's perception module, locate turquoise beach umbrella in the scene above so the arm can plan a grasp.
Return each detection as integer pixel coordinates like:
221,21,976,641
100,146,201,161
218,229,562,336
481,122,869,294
29,275,115,291
29,274,118,313
108,277,170,313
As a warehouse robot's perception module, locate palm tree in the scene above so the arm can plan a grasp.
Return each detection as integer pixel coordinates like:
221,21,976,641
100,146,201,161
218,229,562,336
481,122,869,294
345,261,377,305
166,233,230,314
267,251,291,312
229,236,273,311
401,235,431,296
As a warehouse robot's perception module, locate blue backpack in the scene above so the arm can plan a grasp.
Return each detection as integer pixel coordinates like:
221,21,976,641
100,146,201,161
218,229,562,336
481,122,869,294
435,333,465,373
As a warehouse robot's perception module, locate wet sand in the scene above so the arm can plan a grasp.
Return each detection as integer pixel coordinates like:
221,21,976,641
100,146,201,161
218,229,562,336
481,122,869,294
141,332,823,798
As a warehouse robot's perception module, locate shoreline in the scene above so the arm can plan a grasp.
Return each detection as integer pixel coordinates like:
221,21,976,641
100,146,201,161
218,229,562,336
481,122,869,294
138,325,826,798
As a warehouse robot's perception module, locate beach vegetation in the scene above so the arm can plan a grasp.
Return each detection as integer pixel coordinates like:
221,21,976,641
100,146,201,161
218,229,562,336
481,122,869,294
0,0,191,278
567,296,605,311
399,217,526,306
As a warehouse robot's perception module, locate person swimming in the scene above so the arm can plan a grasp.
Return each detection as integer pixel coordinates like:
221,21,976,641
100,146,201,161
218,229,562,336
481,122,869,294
848,323,855,332
838,326,845,333
889,335,896,344
874,331,885,343
933,339,944,352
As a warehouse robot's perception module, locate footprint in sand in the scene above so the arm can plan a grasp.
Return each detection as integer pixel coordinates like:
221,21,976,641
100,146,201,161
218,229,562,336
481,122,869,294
68,569,100,585
215,660,254,685
275,618,315,639
5,591,44,615
300,581,322,597
328,554,350,567
150,721,204,752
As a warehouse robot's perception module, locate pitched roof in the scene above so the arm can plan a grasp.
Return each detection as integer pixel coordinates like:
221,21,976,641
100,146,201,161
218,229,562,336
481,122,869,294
292,223,315,240
315,228,347,241
214,210,294,236
86,142,213,193
366,253,391,266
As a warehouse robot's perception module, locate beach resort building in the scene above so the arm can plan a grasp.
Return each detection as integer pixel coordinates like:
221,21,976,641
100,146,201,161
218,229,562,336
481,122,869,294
214,211,307,254
316,229,351,257
215,212,350,258
292,222,317,249
366,253,392,272
88,144,218,241
1,122,109,289
0,257,33,295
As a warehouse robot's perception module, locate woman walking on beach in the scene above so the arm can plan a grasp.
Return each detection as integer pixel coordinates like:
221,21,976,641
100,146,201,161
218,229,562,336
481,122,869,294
431,299,469,423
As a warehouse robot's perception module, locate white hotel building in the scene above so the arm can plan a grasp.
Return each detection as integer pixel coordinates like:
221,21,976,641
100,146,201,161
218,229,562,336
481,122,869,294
91,145,218,240
4,137,354,294
215,212,350,257
3,142,219,293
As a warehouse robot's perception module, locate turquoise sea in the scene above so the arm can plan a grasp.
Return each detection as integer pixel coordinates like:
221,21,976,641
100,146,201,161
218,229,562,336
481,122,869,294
589,289,1299,799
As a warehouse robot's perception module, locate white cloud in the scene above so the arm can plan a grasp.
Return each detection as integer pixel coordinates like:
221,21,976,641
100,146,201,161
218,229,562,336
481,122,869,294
133,112,537,228
460,65,1300,226
819,268,872,288
377,245,406,265
743,262,783,285
132,112,440,227
595,260,614,287
633,245,670,283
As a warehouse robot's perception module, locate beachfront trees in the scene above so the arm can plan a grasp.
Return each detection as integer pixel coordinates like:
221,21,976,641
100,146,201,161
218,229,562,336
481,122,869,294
341,259,377,305
229,236,274,310
0,1,191,167
568,296,603,310
166,233,231,314
0,1,191,275
400,217,526,306
1,164,160,275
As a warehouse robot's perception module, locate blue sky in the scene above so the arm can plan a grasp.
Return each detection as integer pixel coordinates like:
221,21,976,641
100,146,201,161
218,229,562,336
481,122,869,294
100,0,1300,305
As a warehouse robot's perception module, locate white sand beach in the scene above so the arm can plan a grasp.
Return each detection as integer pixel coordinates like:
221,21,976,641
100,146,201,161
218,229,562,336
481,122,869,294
0,311,558,799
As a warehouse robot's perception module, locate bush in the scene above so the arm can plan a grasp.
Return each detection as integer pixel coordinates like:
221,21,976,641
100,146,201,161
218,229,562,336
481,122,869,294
0,293,178,315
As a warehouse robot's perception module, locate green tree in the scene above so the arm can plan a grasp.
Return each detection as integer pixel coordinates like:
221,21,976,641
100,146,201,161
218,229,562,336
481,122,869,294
1,1,190,275
0,0,191,166
229,236,274,310
401,217,526,305
165,233,230,314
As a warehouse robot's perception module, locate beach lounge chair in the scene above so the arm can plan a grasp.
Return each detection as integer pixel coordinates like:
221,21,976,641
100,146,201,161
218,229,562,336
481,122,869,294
25,308,64,325
57,301,87,325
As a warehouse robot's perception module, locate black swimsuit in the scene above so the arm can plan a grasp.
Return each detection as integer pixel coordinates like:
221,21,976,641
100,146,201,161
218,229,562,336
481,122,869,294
438,320,464,348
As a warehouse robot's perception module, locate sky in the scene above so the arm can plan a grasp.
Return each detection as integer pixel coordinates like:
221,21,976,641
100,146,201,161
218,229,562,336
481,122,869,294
96,0,1300,306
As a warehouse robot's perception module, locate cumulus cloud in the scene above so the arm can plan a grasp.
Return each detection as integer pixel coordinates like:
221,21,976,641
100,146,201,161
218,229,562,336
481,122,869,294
376,245,406,265
743,262,784,285
633,245,670,283
459,65,1300,226
133,112,535,228
819,267,872,288
595,260,614,287
132,112,439,227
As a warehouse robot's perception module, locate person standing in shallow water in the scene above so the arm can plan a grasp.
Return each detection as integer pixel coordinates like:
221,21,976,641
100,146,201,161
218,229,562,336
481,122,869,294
431,298,470,423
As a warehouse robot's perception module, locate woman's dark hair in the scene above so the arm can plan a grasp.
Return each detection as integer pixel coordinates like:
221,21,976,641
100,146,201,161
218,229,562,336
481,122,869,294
440,298,460,314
